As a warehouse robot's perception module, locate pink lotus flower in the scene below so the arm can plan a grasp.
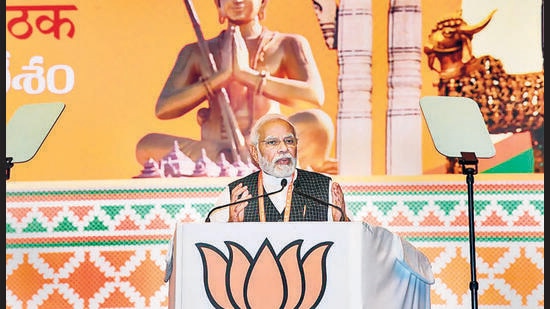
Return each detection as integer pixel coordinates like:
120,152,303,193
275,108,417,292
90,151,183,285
196,239,333,308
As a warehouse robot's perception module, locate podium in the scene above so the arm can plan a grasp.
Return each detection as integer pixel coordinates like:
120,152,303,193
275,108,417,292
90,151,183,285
167,221,434,308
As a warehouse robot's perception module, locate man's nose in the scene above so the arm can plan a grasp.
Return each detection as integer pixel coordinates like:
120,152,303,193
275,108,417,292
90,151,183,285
276,142,291,151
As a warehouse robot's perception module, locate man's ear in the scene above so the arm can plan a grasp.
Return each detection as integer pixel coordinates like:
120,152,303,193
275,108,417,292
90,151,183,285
249,145,259,165
258,0,268,20
217,6,226,24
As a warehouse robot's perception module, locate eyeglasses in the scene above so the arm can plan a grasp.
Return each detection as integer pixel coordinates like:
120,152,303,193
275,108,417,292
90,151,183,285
260,137,298,148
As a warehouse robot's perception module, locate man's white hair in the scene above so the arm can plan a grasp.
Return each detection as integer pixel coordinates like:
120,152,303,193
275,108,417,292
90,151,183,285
248,113,297,146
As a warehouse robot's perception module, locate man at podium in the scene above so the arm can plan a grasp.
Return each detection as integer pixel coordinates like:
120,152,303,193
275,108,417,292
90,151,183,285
207,113,350,222
167,113,434,308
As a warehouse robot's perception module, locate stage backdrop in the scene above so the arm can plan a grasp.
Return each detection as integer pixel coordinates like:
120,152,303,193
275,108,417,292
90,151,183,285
6,174,545,308
6,0,543,181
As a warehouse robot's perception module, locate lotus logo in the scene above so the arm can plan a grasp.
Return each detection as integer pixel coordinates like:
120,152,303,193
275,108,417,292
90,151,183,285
196,238,333,309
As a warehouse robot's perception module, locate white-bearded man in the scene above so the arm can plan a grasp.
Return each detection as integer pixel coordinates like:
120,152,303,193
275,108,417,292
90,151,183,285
208,113,350,222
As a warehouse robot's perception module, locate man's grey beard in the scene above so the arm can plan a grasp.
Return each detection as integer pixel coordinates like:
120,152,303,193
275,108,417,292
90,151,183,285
258,152,296,178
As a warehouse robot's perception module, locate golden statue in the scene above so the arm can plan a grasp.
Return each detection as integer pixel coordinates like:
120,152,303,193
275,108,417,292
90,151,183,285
424,10,544,173
136,0,338,174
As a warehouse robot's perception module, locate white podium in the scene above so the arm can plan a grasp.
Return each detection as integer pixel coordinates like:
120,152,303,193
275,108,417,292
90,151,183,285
168,221,433,309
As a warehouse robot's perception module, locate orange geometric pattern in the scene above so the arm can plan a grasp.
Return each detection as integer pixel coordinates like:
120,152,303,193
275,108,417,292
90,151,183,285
6,176,544,308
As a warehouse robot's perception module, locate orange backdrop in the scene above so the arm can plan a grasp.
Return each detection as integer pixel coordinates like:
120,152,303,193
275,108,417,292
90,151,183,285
6,0,541,181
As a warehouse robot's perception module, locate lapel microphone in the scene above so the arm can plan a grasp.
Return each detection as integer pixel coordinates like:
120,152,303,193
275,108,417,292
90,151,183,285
205,178,288,222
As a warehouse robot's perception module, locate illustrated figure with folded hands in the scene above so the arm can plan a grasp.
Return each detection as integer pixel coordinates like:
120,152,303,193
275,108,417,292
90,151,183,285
136,0,338,174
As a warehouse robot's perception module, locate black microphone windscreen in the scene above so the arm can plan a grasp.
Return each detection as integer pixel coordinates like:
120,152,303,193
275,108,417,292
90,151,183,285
281,178,288,187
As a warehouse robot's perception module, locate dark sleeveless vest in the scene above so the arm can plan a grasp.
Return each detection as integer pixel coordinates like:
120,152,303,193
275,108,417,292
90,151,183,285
228,169,331,222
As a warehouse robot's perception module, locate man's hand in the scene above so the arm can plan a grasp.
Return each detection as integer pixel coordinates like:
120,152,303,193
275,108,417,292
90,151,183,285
331,182,350,221
228,183,251,222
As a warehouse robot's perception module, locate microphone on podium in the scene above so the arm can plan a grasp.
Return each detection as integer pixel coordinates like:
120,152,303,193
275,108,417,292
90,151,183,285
205,178,288,222
293,181,347,222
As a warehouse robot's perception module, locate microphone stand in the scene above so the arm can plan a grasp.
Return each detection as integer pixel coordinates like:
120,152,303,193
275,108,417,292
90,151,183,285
459,151,479,309
205,179,287,222
293,188,346,222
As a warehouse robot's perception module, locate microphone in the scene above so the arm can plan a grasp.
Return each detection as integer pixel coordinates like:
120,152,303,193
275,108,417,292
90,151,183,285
293,181,347,222
205,178,288,222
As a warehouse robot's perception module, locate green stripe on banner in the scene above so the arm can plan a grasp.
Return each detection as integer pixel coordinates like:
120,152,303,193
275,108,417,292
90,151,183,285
5,186,225,197
6,239,170,249
483,149,534,173
404,236,545,242
6,235,544,249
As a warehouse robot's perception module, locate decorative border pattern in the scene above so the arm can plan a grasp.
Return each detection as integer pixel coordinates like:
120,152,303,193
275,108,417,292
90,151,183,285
6,176,544,308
